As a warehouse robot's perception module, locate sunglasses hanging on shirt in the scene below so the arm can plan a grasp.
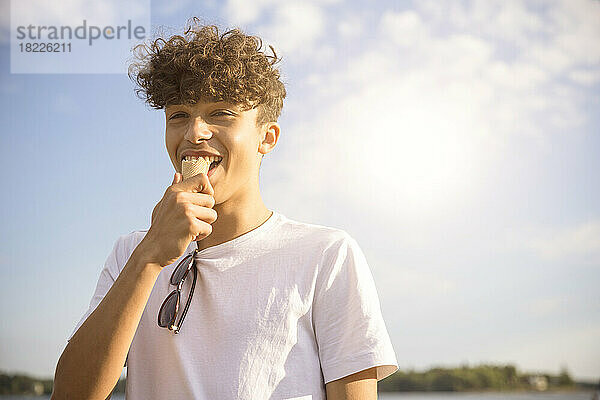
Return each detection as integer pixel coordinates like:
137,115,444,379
157,248,199,334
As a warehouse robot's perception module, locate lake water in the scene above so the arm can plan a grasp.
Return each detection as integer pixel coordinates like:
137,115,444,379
2,391,595,399
380,392,595,400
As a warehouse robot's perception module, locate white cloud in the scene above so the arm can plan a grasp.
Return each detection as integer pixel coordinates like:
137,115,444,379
276,2,597,219
309,43,335,67
517,220,600,262
381,10,428,47
415,0,600,77
154,0,196,18
223,0,272,26
489,0,545,40
311,0,342,4
337,15,364,38
222,0,342,63
255,2,325,57
416,0,544,47
485,61,549,90
569,68,600,85
260,0,599,239
545,0,600,67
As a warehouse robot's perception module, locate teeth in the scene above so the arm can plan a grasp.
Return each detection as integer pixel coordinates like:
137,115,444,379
181,155,223,181
183,155,223,164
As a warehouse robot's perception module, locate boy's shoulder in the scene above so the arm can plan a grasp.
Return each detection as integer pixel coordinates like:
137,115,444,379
123,228,149,244
111,228,149,264
275,213,356,250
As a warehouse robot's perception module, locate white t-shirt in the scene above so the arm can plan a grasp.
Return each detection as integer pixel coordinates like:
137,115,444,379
68,210,398,399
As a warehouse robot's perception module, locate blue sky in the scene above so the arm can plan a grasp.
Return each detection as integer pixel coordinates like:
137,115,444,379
0,0,599,382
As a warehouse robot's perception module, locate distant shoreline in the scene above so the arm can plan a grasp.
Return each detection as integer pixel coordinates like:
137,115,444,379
1,363,598,396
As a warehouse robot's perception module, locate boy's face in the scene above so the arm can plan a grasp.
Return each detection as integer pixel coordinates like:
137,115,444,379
165,100,278,204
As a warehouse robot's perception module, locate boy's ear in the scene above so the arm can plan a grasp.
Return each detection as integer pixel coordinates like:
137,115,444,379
258,122,280,156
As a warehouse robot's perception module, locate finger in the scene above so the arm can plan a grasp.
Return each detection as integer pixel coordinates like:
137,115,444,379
151,199,162,225
177,172,214,196
177,192,215,208
186,203,218,224
191,219,213,240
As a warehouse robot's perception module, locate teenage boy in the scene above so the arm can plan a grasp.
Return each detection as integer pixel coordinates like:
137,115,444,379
52,20,398,400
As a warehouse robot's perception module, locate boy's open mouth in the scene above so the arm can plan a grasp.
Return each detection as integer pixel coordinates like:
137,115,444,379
182,155,223,173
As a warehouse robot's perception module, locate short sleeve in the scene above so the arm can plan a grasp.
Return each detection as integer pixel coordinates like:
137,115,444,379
67,234,131,366
312,233,399,384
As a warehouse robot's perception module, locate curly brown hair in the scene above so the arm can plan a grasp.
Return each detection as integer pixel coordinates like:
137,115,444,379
128,17,286,127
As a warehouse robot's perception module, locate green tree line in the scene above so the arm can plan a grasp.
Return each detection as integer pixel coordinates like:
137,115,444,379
378,363,578,392
0,373,125,396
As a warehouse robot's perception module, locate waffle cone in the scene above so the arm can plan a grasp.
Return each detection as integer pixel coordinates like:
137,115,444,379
181,157,210,181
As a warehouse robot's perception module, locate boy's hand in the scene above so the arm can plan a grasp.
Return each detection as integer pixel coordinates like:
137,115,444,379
140,172,217,267
151,199,162,226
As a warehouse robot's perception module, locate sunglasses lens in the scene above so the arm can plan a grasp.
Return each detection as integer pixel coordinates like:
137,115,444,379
171,254,193,285
158,291,179,328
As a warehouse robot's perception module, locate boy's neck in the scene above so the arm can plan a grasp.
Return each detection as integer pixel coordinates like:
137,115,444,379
195,187,272,252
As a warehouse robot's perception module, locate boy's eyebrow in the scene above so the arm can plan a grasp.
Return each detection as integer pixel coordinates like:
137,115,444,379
165,104,187,111
212,101,242,110
166,101,242,110
165,101,243,114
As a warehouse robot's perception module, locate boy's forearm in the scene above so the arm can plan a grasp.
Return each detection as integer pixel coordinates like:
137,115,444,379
52,245,162,399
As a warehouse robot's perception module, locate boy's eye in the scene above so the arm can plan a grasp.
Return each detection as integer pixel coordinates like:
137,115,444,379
168,110,234,121
169,112,187,120
213,111,233,117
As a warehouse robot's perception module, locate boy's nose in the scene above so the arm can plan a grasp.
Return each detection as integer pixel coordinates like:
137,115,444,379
185,118,212,142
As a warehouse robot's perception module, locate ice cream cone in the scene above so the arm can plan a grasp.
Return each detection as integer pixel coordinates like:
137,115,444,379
181,157,209,181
